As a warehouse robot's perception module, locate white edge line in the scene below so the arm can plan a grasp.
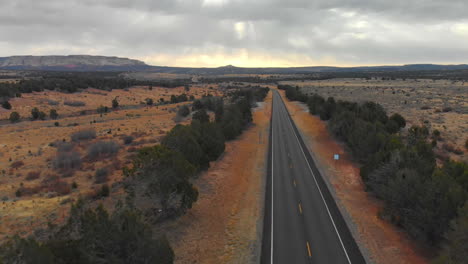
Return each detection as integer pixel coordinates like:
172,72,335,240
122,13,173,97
270,93,274,264
279,91,352,264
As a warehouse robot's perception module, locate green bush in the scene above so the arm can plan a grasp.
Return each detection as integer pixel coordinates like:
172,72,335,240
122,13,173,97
192,109,209,123
2,100,11,110
129,145,198,212
31,107,40,120
162,125,209,170
0,202,175,264
9,111,20,123
50,109,59,119
112,97,119,109
177,105,190,117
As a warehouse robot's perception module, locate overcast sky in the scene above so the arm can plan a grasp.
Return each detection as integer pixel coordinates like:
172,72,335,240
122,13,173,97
1,0,468,67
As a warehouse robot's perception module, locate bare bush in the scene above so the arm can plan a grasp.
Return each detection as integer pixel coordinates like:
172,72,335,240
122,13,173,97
95,167,109,183
53,151,82,170
26,171,41,181
10,160,24,169
64,100,86,107
47,99,60,106
41,176,71,196
87,141,119,160
71,129,96,142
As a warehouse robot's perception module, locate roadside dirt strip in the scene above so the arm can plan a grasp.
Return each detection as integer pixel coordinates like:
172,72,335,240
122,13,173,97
163,92,271,264
278,89,429,264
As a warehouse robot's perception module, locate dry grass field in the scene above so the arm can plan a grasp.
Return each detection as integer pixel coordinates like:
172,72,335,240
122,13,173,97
282,78,467,162
0,85,222,242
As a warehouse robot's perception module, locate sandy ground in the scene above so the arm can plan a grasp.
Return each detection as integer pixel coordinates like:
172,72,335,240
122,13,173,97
282,78,467,162
0,85,218,242
278,89,429,264
162,92,271,264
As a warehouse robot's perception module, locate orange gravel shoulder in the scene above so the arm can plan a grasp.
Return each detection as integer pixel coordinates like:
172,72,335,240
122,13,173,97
162,92,272,264
278,89,429,264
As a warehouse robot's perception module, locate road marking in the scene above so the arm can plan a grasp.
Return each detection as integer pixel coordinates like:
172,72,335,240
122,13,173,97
270,93,274,264
306,241,312,257
278,91,352,264
293,179,296,187
298,203,303,214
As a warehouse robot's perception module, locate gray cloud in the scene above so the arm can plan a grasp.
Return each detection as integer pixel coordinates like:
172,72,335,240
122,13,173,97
0,0,467,66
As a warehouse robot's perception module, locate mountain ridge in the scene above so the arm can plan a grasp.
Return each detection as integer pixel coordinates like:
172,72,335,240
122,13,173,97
0,55,467,73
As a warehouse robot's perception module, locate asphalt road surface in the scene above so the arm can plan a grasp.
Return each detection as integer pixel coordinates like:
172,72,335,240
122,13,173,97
261,90,366,264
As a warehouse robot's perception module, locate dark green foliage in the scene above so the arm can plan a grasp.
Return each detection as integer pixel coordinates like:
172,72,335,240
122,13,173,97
385,119,400,134
220,105,244,140
192,109,209,123
191,121,225,161
145,98,153,106
278,85,308,102
9,111,20,123
2,100,11,110
307,94,325,115
98,184,110,197
389,113,406,128
434,202,468,264
95,168,109,183
177,105,190,117
129,145,198,212
358,101,388,124
214,99,224,123
0,72,190,101
31,107,40,120
112,97,119,109
170,94,188,104
162,125,209,170
123,135,134,145
0,202,175,264
0,236,54,264
49,109,58,119
38,111,46,120
192,99,203,110
319,97,336,120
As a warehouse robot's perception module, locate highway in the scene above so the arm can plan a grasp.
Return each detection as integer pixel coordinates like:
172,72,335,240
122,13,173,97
261,90,366,264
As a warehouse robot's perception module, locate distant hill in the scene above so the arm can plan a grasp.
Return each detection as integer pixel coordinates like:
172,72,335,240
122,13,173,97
0,55,467,74
0,55,150,71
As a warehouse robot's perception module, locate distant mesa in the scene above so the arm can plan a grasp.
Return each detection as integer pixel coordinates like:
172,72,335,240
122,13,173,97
0,55,468,73
0,55,149,71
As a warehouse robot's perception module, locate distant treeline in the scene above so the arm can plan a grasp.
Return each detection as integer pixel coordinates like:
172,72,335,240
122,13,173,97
0,71,191,99
327,69,468,81
0,87,270,264
279,84,468,263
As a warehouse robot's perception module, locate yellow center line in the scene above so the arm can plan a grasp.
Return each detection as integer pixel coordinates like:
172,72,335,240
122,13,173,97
298,203,303,214
306,241,312,257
